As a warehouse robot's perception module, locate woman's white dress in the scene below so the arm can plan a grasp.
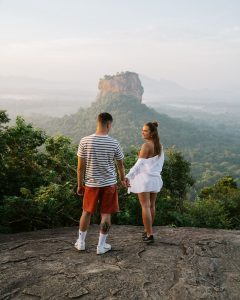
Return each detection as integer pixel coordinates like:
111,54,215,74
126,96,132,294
126,150,164,194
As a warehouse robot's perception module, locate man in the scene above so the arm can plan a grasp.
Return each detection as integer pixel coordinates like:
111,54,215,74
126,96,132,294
75,112,126,254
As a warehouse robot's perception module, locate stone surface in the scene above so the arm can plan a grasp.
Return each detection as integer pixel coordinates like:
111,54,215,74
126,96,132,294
98,71,144,102
0,225,240,299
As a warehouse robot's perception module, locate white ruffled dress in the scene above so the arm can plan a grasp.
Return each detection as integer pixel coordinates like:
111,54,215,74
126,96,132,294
126,150,164,194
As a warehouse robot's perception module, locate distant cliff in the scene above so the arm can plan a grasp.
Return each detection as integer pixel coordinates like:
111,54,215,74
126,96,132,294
98,71,144,102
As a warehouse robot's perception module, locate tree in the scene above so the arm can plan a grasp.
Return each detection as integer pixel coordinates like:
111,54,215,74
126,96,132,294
0,114,80,232
43,135,77,184
0,110,10,126
0,111,10,195
198,176,240,228
0,116,47,198
161,148,194,212
199,176,238,199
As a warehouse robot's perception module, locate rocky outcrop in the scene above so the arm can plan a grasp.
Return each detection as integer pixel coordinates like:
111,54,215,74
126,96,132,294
98,71,144,102
1,225,240,299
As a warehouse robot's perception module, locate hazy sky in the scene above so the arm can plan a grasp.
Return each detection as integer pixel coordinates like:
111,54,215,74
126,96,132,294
0,0,240,92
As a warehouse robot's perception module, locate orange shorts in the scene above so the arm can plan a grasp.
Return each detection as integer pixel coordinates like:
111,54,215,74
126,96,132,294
82,184,119,214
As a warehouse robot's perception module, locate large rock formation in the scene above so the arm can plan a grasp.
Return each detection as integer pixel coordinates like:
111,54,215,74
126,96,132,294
1,225,240,299
98,71,144,102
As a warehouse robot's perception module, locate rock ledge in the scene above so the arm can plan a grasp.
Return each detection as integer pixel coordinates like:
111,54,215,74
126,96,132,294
1,225,240,299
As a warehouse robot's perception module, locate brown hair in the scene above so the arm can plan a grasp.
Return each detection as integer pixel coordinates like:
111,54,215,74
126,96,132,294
145,121,161,156
97,112,113,127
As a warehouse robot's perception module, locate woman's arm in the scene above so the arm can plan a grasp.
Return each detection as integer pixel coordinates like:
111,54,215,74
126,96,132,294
126,143,149,180
138,143,150,158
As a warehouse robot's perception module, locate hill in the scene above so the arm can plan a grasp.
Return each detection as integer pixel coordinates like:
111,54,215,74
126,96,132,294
29,72,240,189
1,225,240,299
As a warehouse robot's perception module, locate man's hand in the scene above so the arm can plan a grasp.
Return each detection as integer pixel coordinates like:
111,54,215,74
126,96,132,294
120,178,130,188
77,186,85,197
120,179,127,188
125,178,130,188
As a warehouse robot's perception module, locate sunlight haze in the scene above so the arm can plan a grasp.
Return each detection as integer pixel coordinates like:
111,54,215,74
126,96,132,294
0,0,240,93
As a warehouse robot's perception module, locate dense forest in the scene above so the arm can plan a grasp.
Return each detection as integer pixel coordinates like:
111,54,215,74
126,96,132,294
29,93,240,192
1,110,240,233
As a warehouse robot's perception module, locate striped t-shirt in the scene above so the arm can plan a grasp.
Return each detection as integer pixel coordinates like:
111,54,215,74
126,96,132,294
77,134,124,187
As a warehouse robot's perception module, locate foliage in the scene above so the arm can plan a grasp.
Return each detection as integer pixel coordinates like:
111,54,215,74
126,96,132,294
1,111,240,233
0,112,80,232
0,113,47,198
161,148,194,200
43,135,77,184
0,183,82,233
199,176,238,199
0,110,10,125
183,198,231,229
196,176,240,229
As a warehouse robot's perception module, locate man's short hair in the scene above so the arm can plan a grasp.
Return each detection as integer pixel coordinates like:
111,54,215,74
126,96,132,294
97,112,113,126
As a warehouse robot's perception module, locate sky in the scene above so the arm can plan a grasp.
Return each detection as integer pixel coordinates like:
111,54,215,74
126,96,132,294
0,0,240,92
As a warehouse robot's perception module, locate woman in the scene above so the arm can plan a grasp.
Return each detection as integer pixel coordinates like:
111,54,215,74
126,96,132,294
126,122,164,243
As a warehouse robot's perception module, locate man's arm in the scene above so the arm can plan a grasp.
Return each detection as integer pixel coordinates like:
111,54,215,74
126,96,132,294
77,156,86,195
116,159,127,187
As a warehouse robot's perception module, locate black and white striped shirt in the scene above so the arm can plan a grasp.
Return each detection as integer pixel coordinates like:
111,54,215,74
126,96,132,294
77,134,124,187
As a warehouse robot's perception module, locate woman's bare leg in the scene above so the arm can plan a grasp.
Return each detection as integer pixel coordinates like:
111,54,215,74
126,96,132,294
138,192,153,236
150,193,157,225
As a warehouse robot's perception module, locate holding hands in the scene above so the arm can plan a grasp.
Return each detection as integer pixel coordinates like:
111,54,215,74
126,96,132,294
120,177,130,188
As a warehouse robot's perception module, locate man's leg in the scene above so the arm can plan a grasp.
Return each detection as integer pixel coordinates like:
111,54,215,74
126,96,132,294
75,210,91,251
79,210,91,241
97,213,111,254
75,186,99,251
96,185,118,254
80,210,91,231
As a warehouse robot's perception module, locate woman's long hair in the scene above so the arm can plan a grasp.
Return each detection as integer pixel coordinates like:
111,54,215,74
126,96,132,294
145,121,161,156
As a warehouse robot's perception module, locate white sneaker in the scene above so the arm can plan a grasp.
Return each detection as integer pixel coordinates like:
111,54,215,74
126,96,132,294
97,243,111,255
74,239,85,251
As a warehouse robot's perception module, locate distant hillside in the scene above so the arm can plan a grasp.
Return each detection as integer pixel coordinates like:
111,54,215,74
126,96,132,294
29,72,240,189
30,92,211,149
30,93,239,187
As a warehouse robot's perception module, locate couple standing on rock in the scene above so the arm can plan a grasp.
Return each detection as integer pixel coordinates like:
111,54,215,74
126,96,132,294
75,112,164,254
